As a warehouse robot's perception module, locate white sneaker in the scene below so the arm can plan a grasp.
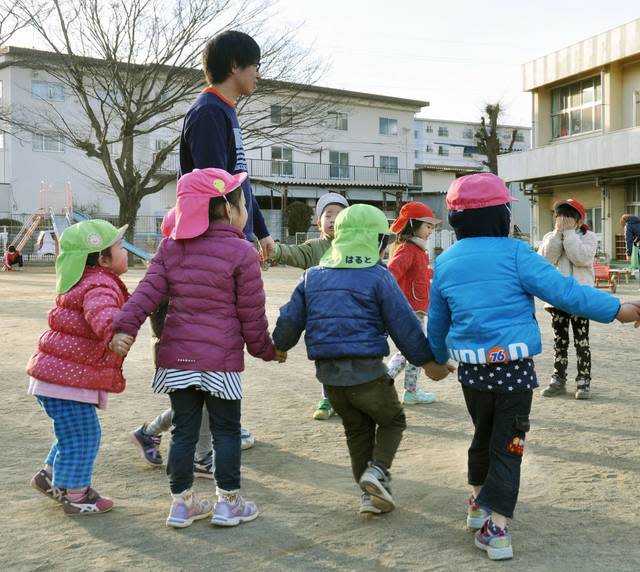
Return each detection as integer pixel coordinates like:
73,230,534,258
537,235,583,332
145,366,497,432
359,492,382,515
359,464,395,513
241,427,255,450
403,389,437,405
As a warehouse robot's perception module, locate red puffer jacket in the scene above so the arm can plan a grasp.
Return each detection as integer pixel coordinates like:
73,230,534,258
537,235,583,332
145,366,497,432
26,267,129,392
113,223,275,371
387,241,433,313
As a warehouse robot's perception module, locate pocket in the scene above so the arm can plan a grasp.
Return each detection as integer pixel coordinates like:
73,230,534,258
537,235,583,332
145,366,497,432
506,415,530,456
411,281,428,301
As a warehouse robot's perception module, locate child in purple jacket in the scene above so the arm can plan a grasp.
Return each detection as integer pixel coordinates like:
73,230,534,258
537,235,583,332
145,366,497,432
112,168,284,529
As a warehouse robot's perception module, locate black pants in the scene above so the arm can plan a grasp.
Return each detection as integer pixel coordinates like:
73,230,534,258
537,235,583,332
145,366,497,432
462,386,532,518
324,375,406,483
167,388,241,494
549,308,591,386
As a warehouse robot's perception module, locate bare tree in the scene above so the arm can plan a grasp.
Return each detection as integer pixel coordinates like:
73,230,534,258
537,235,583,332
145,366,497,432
0,1,30,46
2,0,333,241
474,103,518,175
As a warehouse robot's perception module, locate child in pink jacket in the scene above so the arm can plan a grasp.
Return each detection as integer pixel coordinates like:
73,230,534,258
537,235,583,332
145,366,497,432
27,219,131,515
112,168,283,529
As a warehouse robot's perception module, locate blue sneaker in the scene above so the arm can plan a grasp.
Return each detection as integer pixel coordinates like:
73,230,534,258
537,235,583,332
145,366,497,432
474,519,513,560
467,495,490,530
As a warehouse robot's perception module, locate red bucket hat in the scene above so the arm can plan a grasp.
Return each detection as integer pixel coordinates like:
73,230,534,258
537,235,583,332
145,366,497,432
173,168,247,239
446,173,518,211
554,198,585,220
390,201,441,234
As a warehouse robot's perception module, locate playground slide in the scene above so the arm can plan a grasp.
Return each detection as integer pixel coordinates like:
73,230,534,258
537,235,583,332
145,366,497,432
66,211,153,263
50,209,71,240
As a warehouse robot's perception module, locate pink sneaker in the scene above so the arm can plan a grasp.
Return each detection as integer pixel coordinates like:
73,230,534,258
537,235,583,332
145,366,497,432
166,489,213,528
210,489,258,527
62,488,114,515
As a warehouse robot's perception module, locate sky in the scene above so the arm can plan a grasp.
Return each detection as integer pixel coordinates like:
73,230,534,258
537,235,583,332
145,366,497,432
274,0,640,125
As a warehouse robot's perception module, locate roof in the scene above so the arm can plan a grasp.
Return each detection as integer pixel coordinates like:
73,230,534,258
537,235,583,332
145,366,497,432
250,176,421,189
0,45,428,110
414,117,531,131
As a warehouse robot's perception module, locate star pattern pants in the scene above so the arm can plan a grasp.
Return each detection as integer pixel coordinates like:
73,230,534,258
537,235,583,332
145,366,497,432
549,308,591,387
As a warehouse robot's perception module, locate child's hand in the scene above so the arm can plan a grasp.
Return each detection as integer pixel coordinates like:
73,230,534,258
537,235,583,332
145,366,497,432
616,302,640,327
423,361,456,381
275,349,288,363
109,333,135,356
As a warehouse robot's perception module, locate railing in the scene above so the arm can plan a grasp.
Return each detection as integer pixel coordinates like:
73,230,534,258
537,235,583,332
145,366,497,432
247,158,421,186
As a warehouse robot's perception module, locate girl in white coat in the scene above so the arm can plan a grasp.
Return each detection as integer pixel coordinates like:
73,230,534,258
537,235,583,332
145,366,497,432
538,199,597,399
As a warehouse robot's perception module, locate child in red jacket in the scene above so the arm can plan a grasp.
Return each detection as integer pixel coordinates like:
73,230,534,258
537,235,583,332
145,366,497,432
387,202,441,404
26,219,131,515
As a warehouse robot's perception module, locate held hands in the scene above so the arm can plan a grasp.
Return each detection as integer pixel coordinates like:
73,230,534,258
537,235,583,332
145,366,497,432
423,361,456,381
259,236,276,261
274,349,288,363
109,333,135,356
615,302,640,328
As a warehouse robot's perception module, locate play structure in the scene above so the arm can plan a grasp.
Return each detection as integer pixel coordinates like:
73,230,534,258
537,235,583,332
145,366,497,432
7,183,153,263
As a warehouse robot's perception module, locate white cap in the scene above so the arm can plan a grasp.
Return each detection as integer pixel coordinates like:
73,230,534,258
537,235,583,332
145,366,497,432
315,192,350,221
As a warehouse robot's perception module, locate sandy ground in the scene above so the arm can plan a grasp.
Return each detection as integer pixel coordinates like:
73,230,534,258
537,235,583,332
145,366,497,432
1,265,639,572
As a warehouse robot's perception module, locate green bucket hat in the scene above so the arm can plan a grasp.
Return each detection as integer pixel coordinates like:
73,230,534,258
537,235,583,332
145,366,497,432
56,219,128,293
320,204,391,269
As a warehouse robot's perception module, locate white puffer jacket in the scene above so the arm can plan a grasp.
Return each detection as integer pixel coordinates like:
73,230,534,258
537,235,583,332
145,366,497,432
538,228,597,286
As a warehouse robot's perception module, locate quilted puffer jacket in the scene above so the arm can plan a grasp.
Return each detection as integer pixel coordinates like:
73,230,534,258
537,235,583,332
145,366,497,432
113,223,275,371
26,267,129,392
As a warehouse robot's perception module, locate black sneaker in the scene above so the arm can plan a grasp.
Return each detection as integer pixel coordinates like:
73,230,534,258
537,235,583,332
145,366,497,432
193,451,215,480
129,425,163,466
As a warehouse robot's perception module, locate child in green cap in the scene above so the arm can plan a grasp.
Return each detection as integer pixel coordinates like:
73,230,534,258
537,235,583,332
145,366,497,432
26,219,133,515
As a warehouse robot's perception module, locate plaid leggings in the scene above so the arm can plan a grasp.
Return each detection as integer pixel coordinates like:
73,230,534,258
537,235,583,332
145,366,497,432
36,397,101,489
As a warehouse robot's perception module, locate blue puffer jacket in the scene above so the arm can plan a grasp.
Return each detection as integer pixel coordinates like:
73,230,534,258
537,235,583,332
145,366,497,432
428,237,620,364
624,215,640,256
273,263,434,365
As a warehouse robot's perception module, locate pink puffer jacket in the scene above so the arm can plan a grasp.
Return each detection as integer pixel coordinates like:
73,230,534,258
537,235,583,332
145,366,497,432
113,223,275,371
27,267,129,392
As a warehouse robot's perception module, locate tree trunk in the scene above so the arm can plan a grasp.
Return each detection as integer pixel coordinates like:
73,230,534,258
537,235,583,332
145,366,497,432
118,193,141,264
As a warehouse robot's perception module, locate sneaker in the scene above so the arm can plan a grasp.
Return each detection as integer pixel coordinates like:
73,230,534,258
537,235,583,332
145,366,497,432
466,495,490,530
129,425,163,466
312,398,334,421
403,388,437,405
194,451,215,480
359,492,382,515
62,488,114,515
30,469,64,503
575,385,592,400
166,489,213,528
211,490,259,527
541,377,566,397
241,427,256,450
358,463,395,513
474,519,513,560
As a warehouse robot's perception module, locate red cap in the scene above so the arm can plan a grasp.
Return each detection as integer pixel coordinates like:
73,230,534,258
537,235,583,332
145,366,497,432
555,199,585,220
390,201,441,234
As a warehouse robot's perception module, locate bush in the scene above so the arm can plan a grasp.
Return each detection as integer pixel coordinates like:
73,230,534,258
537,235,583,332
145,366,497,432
284,202,313,236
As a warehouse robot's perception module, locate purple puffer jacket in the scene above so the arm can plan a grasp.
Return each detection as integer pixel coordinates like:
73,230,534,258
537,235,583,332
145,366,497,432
113,223,275,371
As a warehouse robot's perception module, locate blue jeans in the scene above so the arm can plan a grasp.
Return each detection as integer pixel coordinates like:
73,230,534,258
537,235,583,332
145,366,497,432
462,387,532,518
167,388,241,494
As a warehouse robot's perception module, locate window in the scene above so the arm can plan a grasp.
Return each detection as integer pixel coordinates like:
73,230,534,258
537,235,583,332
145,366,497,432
271,146,293,176
438,126,449,137
551,75,602,138
584,207,602,235
425,145,433,153
380,156,398,174
438,145,449,156
329,151,349,179
31,80,65,101
155,139,169,151
326,111,348,130
32,133,64,153
379,117,398,136
625,179,640,216
514,133,525,143
414,150,419,158
463,128,474,139
414,130,419,139
425,124,433,133
270,105,293,126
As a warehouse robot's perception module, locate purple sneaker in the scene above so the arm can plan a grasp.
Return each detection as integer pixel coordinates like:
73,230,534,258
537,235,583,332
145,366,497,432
210,490,259,527
129,425,163,467
474,519,513,560
166,489,213,528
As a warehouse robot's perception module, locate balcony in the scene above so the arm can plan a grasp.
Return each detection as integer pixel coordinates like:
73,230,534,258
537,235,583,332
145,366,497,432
498,127,640,183
246,158,421,188
154,152,180,175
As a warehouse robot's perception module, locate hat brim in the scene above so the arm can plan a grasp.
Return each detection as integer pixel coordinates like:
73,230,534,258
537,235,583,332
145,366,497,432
108,225,128,247
413,216,442,225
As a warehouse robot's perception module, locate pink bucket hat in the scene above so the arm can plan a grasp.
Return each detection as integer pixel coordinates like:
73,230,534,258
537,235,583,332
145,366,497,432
160,208,176,238
446,173,518,211
173,168,247,239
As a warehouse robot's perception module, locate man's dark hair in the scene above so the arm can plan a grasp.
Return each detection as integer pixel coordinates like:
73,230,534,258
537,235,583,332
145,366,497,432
203,31,260,84
209,187,244,222
86,246,113,267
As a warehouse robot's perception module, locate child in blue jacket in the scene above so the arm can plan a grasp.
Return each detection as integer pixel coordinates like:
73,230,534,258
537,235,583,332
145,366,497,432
273,204,452,515
427,173,640,561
